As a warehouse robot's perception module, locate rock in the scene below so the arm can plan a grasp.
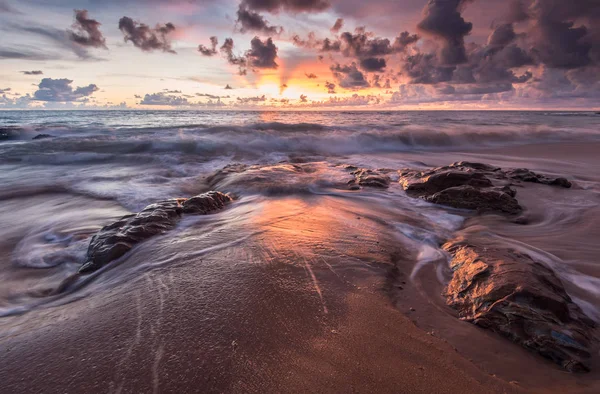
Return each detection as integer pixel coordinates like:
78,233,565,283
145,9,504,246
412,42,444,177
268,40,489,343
80,191,231,274
425,185,522,215
443,239,595,372
400,170,493,197
349,169,390,189
207,163,320,194
182,191,232,214
506,168,572,188
32,134,53,140
398,162,572,215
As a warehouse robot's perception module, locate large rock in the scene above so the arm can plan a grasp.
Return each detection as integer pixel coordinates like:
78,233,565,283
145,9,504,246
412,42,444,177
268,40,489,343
80,191,231,273
398,162,572,215
443,239,595,372
425,185,522,215
506,168,572,188
400,170,492,197
348,168,391,189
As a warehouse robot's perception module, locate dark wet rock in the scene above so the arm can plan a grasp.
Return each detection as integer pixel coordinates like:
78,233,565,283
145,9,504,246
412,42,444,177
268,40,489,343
443,239,595,372
425,185,522,215
80,191,231,274
182,191,232,214
400,170,493,197
398,162,572,215
32,134,53,140
349,169,390,189
506,168,572,188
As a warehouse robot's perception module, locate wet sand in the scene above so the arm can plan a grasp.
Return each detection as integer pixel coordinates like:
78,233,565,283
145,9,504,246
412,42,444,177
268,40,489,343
1,142,600,393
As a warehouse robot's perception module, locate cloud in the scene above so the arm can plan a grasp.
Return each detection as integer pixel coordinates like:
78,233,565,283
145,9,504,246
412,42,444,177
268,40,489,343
330,62,369,89
524,0,598,69
225,84,234,89
300,94,308,102
417,0,474,65
0,94,32,109
487,23,517,48
8,24,100,60
305,72,318,78
198,36,218,56
236,95,266,104
21,70,43,75
140,92,190,105
240,0,330,13
236,5,283,35
246,36,278,69
33,78,99,102
359,57,386,72
68,9,107,49
325,80,336,93
197,93,230,99
118,17,176,53
0,88,11,94
310,93,381,107
330,18,343,33
220,38,248,74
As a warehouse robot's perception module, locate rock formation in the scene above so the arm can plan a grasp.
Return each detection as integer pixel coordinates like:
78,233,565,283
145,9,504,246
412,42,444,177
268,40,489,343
80,191,231,273
398,162,572,214
443,239,595,372
348,168,391,189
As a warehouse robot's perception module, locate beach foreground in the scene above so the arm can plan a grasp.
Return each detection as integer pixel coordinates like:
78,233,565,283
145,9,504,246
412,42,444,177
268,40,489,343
1,111,599,393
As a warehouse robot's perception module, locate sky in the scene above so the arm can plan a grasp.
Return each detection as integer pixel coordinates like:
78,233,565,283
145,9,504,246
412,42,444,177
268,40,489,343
0,0,599,110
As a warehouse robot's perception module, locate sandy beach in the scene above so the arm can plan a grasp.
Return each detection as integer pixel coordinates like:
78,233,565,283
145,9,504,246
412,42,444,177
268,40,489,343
1,133,599,393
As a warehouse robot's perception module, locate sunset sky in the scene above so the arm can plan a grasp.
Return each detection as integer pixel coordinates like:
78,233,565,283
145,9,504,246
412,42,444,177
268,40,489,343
1,0,599,110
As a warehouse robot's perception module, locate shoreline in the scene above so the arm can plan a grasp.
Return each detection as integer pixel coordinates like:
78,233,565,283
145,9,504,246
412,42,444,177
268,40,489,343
1,141,600,392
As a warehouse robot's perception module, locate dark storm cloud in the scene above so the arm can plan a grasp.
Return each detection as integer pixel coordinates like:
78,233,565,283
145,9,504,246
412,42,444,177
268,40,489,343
440,83,515,95
487,24,517,48
240,0,330,13
505,0,530,23
220,38,248,74
21,70,43,75
236,5,283,35
417,0,474,65
330,18,343,33
394,31,420,51
33,78,99,102
294,28,419,59
359,57,386,72
526,0,597,69
140,92,190,105
403,53,455,84
68,10,107,49
330,62,369,89
118,17,176,53
246,37,278,69
198,36,218,56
